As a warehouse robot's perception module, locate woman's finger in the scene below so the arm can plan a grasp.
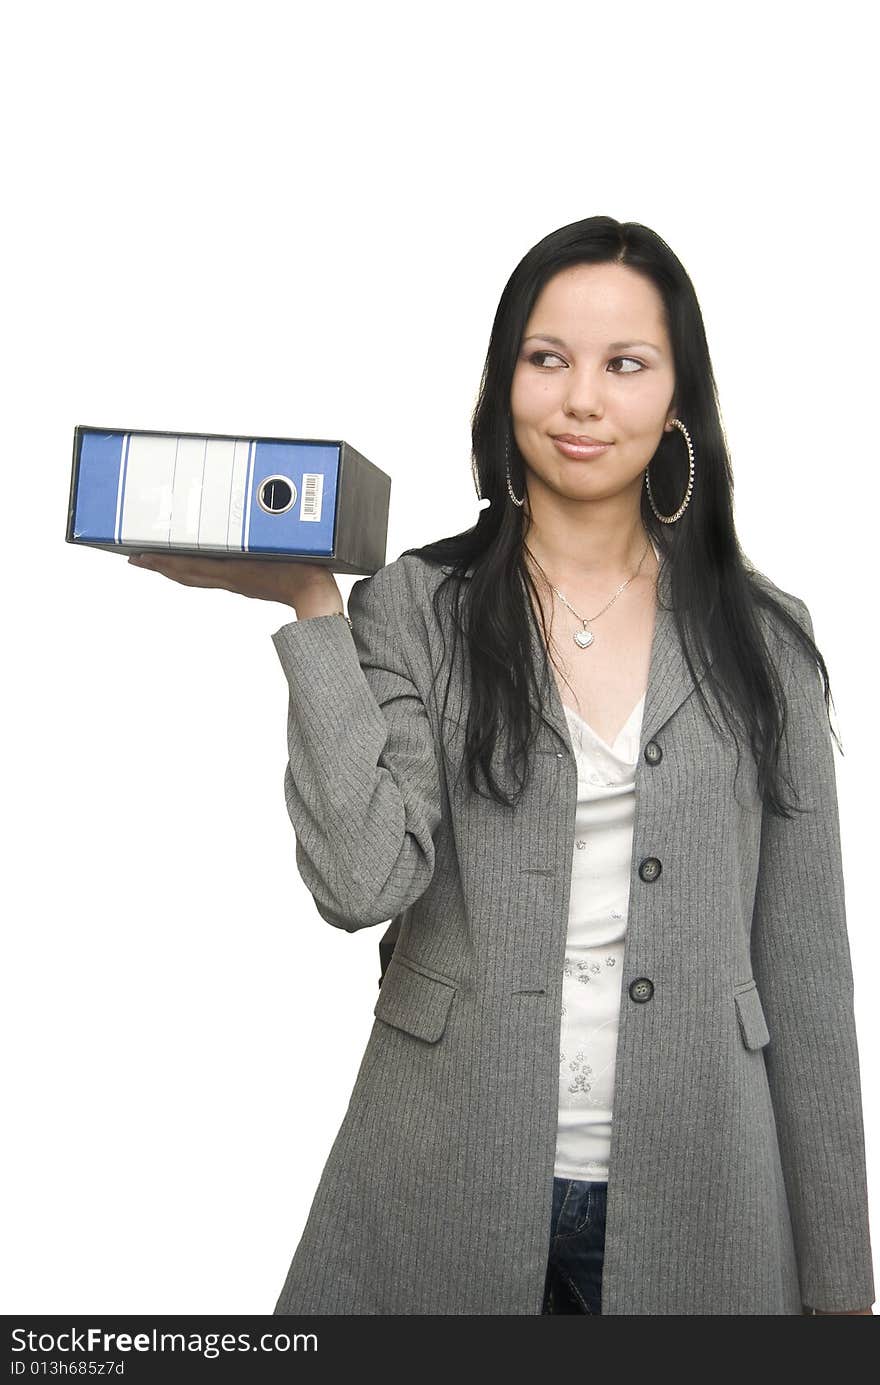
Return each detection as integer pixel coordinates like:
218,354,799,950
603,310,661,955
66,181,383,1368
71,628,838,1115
128,554,231,588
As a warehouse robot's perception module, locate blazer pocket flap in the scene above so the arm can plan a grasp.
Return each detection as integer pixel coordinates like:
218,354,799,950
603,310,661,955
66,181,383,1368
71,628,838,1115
734,981,771,1050
374,953,457,1043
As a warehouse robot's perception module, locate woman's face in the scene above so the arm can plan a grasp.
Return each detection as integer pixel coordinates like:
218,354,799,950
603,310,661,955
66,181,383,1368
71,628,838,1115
509,262,677,506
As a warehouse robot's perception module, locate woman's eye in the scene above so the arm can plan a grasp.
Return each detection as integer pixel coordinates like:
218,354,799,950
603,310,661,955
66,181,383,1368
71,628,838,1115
527,351,645,373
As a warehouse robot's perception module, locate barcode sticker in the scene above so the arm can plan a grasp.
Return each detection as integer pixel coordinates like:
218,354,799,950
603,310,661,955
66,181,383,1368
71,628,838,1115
300,473,324,521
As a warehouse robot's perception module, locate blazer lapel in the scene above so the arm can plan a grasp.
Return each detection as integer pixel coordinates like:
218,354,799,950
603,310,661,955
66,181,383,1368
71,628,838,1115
639,556,713,745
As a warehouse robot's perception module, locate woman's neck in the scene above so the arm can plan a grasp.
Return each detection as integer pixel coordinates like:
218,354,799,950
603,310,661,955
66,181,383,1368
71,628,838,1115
523,524,660,592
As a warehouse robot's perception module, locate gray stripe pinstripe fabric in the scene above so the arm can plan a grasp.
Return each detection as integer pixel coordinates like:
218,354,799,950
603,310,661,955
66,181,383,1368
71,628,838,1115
269,553,874,1314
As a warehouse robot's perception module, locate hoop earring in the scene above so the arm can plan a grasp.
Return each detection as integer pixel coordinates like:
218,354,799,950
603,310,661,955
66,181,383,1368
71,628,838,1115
645,418,694,523
505,433,525,507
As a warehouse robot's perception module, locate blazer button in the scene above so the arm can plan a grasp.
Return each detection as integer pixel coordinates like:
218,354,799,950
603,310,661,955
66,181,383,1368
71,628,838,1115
644,740,662,764
629,977,654,1002
638,856,662,882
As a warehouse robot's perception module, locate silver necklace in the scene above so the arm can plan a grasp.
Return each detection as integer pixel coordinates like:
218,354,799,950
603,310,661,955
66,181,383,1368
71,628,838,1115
548,536,653,649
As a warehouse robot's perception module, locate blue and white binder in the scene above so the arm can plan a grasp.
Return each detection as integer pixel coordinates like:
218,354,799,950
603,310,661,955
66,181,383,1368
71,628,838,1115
66,425,390,575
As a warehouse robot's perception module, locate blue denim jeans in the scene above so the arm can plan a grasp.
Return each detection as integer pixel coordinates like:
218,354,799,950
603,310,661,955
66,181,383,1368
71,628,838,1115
541,1176,608,1314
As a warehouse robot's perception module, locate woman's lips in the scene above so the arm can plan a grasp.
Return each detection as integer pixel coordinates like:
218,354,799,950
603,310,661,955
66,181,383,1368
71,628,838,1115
551,436,613,459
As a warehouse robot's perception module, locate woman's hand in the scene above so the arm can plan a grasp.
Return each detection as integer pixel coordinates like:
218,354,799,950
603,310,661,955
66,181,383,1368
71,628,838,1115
127,551,342,615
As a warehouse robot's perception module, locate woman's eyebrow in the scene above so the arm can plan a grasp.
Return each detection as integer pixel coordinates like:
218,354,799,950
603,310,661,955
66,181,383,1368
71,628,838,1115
522,334,661,353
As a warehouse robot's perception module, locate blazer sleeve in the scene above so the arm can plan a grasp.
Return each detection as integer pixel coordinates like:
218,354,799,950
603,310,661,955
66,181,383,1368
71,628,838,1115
750,596,875,1313
270,562,443,932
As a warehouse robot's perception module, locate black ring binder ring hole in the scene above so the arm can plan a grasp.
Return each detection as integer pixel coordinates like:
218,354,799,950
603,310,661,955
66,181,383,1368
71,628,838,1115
258,475,297,514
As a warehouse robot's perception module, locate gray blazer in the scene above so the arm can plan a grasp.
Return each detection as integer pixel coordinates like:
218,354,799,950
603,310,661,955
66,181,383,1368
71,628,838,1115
270,551,874,1315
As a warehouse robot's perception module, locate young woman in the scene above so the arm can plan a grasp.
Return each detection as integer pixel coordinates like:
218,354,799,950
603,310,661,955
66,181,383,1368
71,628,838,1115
129,216,874,1315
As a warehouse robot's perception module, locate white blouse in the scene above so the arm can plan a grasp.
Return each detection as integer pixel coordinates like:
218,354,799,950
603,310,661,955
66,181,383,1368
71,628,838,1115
554,539,660,1183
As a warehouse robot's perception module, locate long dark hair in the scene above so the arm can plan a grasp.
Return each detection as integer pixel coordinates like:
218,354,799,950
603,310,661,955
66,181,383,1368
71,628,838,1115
401,215,837,817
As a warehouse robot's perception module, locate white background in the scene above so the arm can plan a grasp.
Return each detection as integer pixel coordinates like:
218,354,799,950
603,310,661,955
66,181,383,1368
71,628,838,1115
2,0,876,1313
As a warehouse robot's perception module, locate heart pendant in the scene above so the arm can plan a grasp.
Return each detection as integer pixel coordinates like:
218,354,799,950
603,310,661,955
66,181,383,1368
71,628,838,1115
574,629,594,648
